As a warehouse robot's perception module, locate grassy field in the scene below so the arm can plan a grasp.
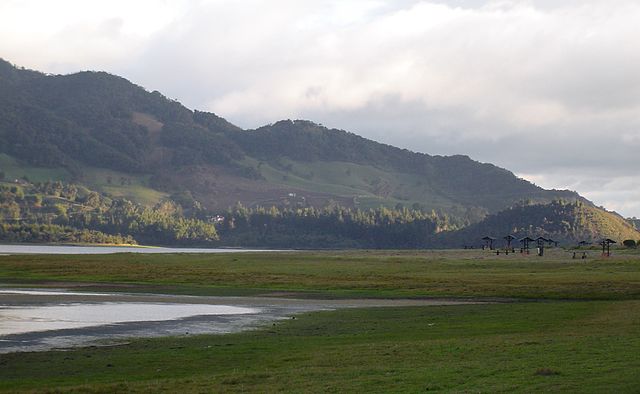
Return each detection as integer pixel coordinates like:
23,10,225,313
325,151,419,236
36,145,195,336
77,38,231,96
1,249,640,300
1,249,639,392
0,153,71,183
1,301,639,392
80,167,167,206
0,153,167,206
255,157,455,210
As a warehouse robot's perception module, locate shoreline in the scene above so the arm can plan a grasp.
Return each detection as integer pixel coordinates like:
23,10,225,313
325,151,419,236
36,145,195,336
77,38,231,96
0,243,288,255
0,287,490,354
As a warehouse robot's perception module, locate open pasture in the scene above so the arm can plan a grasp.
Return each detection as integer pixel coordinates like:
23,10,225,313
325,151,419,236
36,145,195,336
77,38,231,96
1,249,639,392
1,248,639,300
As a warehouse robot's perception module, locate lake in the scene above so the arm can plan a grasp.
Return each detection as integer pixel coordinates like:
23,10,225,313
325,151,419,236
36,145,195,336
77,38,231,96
0,244,281,255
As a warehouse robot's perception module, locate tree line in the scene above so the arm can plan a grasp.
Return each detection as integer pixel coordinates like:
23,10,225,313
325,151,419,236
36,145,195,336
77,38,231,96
0,181,217,246
1,180,454,248
216,203,444,248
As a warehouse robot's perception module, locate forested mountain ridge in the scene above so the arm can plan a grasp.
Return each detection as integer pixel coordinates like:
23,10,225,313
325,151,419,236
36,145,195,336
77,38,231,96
1,58,579,223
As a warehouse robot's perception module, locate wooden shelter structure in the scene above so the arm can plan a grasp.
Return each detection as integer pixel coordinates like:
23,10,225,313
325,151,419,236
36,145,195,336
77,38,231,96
482,236,496,250
599,239,616,257
535,237,548,256
504,235,516,251
519,236,534,254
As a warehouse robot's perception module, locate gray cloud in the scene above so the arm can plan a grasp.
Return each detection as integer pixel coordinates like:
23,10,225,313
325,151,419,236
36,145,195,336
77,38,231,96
1,0,640,216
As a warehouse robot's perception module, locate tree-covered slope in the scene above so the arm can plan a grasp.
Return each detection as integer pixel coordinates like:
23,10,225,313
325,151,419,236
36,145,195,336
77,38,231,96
0,58,579,218
235,119,578,213
437,201,640,247
0,180,218,246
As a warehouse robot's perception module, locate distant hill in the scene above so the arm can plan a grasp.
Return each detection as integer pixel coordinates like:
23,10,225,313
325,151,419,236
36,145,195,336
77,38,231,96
436,201,640,247
0,58,580,225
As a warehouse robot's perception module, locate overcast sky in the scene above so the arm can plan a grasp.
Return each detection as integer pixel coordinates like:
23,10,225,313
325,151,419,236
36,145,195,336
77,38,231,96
1,0,640,217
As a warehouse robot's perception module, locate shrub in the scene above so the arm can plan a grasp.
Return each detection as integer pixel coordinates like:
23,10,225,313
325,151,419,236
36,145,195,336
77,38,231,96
622,239,637,248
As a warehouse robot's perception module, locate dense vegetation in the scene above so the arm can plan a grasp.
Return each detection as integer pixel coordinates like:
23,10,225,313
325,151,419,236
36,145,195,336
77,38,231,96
0,223,134,245
0,179,454,248
0,58,578,216
2,177,637,248
0,181,217,245
438,200,640,247
218,203,446,248
3,59,635,247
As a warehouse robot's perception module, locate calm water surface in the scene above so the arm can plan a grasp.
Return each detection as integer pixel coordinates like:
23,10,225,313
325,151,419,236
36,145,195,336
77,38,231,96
0,244,280,255
0,289,274,353
0,288,482,353
0,301,256,336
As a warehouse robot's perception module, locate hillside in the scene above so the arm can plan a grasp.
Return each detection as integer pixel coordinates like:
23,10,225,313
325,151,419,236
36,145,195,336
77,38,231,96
0,58,579,225
436,201,640,247
0,180,217,246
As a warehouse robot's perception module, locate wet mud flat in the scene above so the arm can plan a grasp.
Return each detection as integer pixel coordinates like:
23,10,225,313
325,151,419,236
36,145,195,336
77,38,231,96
0,289,486,354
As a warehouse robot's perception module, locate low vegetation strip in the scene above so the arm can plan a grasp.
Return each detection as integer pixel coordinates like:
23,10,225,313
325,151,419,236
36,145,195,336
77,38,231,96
2,250,640,300
1,301,639,392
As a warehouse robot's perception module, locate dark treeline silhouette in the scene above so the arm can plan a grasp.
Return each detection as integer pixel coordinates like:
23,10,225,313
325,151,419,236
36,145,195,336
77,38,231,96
217,203,443,248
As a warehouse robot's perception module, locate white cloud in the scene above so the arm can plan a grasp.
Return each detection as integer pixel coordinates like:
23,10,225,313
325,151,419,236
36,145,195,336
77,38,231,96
1,0,640,215
0,0,188,72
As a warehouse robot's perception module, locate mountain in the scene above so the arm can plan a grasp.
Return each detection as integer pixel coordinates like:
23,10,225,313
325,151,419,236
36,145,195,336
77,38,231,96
0,58,580,226
437,200,640,247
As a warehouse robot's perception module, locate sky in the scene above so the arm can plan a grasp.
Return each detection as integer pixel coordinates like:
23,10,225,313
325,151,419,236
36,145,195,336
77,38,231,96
1,0,639,217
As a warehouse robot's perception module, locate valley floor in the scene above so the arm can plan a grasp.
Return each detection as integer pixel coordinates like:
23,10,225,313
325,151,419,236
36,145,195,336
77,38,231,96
1,249,639,392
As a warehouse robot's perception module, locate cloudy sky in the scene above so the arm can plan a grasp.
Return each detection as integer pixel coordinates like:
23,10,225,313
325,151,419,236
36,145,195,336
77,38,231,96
1,0,639,217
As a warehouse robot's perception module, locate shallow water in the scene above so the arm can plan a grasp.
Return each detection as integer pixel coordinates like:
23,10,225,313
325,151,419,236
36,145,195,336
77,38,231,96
0,288,485,353
0,289,114,297
0,244,280,255
0,288,311,353
0,302,257,336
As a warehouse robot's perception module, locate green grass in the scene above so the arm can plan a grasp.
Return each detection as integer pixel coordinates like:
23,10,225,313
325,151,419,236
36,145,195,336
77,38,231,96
2,249,640,300
0,153,71,183
2,250,640,392
1,301,639,392
0,153,167,205
255,158,455,210
79,167,167,206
